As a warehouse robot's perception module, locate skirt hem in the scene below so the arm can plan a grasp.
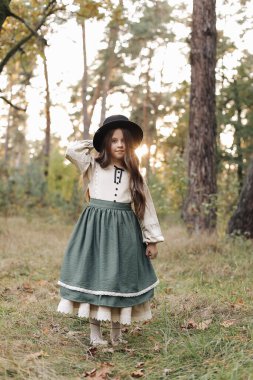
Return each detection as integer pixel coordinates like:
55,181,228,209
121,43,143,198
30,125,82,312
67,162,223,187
58,279,159,297
57,298,152,325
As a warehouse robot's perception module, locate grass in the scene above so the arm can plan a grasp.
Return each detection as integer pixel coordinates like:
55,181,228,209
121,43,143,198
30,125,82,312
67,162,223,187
0,216,253,379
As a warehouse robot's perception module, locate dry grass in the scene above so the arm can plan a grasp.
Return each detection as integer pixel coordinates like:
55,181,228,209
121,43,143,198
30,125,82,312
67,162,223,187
0,216,253,379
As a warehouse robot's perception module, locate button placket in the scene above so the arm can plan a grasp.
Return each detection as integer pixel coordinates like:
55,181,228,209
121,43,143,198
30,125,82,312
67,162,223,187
113,166,124,202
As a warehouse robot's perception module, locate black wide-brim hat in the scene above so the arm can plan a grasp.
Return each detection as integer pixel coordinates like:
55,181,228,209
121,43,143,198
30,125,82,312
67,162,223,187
93,115,143,152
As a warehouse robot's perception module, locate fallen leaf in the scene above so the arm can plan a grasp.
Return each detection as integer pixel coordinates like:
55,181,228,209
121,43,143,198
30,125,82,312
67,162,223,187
37,280,49,286
220,319,236,328
101,347,114,354
131,369,145,378
196,319,212,330
154,343,161,352
135,362,145,368
19,282,34,293
32,333,41,339
181,319,197,330
230,298,245,310
50,323,61,332
130,326,142,336
124,348,135,355
83,368,96,377
67,330,81,336
83,363,113,379
164,287,173,294
163,368,171,376
42,327,50,335
87,346,98,357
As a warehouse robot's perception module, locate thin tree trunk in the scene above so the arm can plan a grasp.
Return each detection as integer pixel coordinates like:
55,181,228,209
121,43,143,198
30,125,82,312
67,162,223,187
142,50,153,182
232,79,243,192
228,159,253,237
81,20,90,139
88,80,102,125
99,22,119,126
100,72,111,126
4,89,13,163
99,43,116,125
183,0,217,233
42,45,51,178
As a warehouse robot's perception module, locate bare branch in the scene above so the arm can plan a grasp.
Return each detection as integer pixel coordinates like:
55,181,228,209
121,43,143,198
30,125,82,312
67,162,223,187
0,0,57,74
0,95,27,111
8,11,41,38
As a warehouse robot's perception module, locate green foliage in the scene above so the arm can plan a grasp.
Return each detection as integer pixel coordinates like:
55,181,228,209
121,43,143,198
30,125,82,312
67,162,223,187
216,163,240,232
0,0,11,29
47,148,84,219
74,0,105,23
217,51,253,181
126,1,175,59
0,146,85,221
149,148,187,219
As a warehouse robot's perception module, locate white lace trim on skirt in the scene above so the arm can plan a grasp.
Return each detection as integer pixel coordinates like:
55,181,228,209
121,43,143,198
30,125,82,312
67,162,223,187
57,279,159,297
57,298,152,325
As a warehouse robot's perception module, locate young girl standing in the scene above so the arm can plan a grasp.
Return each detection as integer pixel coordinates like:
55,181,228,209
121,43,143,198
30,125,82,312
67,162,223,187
57,114,164,346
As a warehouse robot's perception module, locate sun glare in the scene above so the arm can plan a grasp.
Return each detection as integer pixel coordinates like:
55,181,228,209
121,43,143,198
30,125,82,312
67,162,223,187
135,144,148,161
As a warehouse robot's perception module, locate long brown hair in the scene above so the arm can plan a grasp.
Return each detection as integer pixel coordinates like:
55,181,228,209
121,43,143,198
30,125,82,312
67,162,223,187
95,128,146,220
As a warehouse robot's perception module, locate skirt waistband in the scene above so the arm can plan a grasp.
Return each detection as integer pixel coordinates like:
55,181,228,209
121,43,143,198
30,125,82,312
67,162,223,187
89,198,132,211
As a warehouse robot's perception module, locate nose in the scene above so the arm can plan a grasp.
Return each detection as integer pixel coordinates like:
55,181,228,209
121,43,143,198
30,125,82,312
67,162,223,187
117,141,124,147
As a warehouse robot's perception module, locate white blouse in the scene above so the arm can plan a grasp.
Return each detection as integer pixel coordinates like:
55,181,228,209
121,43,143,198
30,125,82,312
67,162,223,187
65,140,164,244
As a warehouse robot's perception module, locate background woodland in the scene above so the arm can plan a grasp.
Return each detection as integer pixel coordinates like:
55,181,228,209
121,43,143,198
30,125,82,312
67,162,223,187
1,0,253,235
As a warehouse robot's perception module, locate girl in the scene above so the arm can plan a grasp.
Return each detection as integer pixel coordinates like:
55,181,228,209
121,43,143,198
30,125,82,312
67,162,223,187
57,114,164,346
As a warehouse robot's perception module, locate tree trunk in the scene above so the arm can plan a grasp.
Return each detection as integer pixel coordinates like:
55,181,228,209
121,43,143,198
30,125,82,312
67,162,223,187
142,50,153,182
42,45,51,178
99,20,120,126
81,20,90,139
183,0,217,233
228,159,253,237
4,89,13,163
232,79,243,192
99,40,117,126
88,80,102,125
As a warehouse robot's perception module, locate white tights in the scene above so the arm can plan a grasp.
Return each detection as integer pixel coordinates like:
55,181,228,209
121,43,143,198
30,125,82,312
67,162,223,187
89,319,123,345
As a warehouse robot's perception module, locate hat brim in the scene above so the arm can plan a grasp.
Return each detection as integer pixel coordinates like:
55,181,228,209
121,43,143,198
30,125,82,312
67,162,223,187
93,120,143,152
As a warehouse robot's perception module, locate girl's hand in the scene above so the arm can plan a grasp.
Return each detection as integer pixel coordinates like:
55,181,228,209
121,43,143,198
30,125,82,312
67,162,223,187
145,243,158,259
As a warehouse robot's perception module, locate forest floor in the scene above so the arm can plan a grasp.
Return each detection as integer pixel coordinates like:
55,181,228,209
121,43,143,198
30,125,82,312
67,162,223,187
0,216,253,380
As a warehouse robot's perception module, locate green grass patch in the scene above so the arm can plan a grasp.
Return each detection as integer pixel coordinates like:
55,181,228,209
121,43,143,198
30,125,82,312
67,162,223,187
0,217,253,379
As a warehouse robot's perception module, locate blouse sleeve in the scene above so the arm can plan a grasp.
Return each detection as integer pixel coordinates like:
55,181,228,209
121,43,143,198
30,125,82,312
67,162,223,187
133,178,165,244
65,140,95,178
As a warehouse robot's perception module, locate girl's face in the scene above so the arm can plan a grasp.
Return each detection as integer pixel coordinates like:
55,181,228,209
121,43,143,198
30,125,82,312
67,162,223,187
110,129,126,162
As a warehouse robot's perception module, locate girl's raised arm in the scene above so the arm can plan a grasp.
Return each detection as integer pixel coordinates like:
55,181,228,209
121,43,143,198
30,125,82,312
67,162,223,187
65,140,95,178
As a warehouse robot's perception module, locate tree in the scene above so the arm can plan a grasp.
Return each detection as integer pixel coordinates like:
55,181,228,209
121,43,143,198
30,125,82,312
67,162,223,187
74,0,105,138
0,0,58,75
217,52,253,192
183,0,217,233
227,160,253,237
68,0,125,138
123,0,175,181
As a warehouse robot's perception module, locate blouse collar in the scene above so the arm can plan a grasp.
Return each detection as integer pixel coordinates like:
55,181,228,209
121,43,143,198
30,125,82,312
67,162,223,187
113,164,125,171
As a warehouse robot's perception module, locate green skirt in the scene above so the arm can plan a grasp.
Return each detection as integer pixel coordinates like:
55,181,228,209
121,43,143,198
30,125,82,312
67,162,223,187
58,198,158,308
